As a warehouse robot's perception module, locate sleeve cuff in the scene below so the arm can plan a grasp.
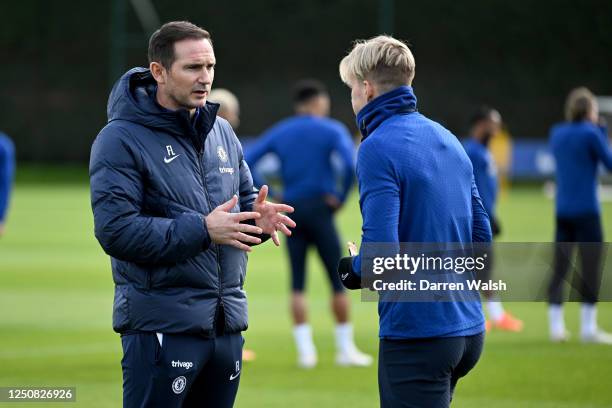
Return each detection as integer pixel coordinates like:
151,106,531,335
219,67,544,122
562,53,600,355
338,256,362,290
199,214,212,250
241,217,271,246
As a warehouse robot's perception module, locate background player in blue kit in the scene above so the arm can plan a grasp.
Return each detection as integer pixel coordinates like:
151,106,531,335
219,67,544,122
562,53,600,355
337,35,491,407
464,107,524,332
246,80,372,368
0,131,15,238
548,87,612,344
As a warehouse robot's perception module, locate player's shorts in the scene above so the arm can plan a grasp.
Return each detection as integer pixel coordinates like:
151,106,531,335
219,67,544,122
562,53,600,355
378,332,484,408
121,331,244,407
286,196,344,293
549,214,604,304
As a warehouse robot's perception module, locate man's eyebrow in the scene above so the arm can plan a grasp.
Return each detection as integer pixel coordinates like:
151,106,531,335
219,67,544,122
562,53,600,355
183,61,215,67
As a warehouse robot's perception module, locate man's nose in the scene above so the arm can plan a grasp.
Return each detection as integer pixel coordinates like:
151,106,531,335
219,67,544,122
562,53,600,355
198,69,211,84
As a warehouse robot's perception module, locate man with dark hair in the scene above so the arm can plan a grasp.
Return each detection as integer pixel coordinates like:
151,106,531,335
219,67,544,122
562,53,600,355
463,106,523,332
147,21,212,69
548,87,612,344
292,79,328,105
0,131,15,237
90,21,295,407
245,79,372,369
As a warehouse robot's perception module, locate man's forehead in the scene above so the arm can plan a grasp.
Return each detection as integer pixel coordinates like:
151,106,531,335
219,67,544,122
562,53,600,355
173,38,215,61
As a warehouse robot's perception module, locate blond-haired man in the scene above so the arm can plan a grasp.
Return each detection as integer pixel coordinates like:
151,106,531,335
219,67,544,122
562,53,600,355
209,88,241,129
548,87,612,344
337,35,490,407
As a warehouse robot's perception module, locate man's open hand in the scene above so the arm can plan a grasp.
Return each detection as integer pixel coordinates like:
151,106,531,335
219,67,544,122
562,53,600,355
205,195,263,252
253,185,296,246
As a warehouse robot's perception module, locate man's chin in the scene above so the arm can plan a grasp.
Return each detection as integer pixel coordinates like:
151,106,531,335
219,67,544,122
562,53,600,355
184,98,207,110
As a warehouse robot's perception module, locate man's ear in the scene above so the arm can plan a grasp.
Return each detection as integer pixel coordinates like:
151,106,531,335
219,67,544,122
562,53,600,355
150,61,166,84
364,80,376,103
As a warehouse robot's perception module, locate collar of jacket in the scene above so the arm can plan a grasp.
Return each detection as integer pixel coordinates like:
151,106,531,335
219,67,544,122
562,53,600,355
150,89,220,143
356,85,418,140
147,83,220,141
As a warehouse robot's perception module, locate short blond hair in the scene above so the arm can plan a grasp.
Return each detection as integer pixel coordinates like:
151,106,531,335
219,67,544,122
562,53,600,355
339,35,415,90
209,88,240,115
565,87,596,122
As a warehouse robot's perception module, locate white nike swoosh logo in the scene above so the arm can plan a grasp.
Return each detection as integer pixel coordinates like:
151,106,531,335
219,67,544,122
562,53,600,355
341,273,349,280
164,154,181,164
229,371,240,380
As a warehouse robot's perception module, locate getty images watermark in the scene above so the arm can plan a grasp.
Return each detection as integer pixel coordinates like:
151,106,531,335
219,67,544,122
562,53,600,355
358,243,612,302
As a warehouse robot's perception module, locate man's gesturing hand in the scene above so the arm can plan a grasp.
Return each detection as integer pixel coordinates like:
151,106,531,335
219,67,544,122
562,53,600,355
254,185,296,246
205,195,263,252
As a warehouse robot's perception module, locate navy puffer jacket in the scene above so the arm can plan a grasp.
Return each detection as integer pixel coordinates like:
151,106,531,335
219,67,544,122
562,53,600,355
90,67,257,336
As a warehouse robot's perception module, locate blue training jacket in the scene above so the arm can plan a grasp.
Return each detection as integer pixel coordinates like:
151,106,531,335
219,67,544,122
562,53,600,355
352,86,490,339
463,139,498,221
0,133,15,223
550,121,612,217
245,115,355,203
90,68,259,336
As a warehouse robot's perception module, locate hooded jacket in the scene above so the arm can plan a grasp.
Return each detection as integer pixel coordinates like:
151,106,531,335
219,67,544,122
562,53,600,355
90,67,258,336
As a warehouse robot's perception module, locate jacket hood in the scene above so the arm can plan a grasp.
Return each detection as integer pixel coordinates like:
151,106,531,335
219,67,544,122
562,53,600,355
356,85,418,140
106,67,220,138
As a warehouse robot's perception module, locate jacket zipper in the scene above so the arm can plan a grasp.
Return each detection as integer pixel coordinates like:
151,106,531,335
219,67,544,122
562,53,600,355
195,148,225,331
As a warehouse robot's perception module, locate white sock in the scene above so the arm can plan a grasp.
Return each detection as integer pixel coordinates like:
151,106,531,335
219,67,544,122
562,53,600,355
335,323,355,353
581,303,597,338
549,304,566,336
293,324,315,356
486,300,505,322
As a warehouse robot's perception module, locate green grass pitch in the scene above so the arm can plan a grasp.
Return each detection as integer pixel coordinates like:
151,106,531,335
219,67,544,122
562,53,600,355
1,173,612,407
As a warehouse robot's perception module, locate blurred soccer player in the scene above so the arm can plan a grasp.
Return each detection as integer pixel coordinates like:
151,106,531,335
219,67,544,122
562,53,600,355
209,88,240,129
209,88,256,363
337,36,490,407
246,79,372,368
548,87,612,344
0,131,15,237
464,107,523,332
